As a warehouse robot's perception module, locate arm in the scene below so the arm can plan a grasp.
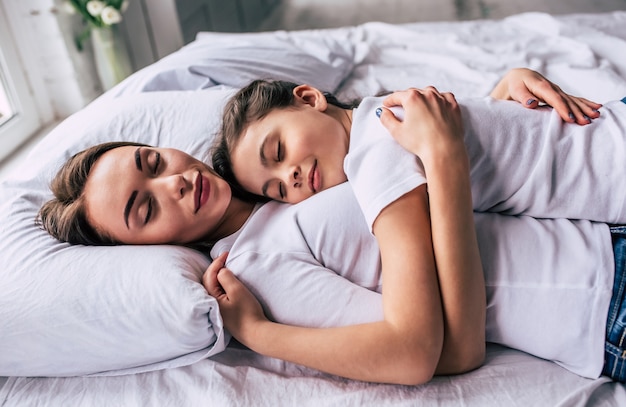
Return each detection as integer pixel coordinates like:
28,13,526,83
205,186,444,385
490,67,602,125
379,87,486,374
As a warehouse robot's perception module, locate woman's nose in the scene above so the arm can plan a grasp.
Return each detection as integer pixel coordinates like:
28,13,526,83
158,173,189,199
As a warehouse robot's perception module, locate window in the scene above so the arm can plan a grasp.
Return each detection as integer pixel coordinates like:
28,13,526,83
0,4,42,162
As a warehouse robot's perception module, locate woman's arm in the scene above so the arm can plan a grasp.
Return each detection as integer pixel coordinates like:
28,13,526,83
205,185,444,385
379,87,486,374
490,67,602,125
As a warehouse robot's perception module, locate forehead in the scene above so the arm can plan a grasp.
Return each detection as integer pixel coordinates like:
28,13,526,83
84,146,138,208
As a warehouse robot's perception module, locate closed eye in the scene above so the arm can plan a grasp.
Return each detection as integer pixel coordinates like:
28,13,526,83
154,152,161,173
151,151,161,174
276,141,282,162
145,197,153,224
278,182,285,199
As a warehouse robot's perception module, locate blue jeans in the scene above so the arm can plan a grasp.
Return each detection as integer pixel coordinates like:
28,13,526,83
603,226,626,382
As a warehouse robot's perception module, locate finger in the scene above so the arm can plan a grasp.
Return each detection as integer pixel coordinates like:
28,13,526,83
441,91,458,107
216,268,244,297
421,85,440,95
376,106,401,133
511,84,540,109
576,97,602,119
382,89,419,108
566,98,591,125
203,252,228,296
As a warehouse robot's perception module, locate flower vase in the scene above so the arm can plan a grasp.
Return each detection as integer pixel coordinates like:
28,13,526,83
90,26,132,91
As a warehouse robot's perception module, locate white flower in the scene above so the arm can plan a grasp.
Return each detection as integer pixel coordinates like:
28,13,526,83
100,6,122,25
86,1,106,17
61,1,76,15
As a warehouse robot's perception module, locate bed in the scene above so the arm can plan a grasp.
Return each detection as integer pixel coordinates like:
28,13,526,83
2,10,626,406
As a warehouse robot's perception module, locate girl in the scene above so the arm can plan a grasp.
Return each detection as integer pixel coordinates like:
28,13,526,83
213,68,626,231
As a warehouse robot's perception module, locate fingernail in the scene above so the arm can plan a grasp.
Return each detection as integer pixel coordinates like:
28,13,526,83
375,107,382,118
592,109,599,113
526,99,536,105
584,115,591,123
568,112,575,121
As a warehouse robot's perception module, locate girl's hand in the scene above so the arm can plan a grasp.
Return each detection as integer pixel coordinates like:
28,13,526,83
203,252,267,344
378,87,464,164
490,67,602,125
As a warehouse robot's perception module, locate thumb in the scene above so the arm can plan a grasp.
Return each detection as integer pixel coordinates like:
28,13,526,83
376,106,401,133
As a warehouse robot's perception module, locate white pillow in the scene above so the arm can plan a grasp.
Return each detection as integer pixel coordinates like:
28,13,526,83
0,88,236,377
104,29,355,99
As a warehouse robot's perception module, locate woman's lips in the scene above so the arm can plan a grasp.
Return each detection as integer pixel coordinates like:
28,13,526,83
308,160,320,193
195,172,210,213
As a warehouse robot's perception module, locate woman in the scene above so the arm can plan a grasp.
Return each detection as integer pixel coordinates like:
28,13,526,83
37,73,616,383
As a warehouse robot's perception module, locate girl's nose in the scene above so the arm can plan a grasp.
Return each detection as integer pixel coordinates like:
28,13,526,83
287,165,302,188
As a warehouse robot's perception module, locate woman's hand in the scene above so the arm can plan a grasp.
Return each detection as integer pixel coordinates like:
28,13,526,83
377,87,464,165
203,252,267,345
490,67,602,125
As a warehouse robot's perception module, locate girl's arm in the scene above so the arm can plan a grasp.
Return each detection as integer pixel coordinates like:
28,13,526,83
379,87,486,374
204,89,477,384
206,185,444,385
490,67,602,125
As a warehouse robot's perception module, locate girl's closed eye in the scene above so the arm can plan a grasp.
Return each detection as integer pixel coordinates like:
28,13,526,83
276,141,282,162
150,151,161,174
278,182,285,199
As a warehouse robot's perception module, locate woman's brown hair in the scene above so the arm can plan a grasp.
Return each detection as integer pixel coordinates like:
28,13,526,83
37,141,148,245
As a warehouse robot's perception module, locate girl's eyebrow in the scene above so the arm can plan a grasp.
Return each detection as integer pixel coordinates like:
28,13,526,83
134,148,143,171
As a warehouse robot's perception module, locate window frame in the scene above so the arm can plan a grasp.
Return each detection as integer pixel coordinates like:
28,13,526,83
0,3,45,162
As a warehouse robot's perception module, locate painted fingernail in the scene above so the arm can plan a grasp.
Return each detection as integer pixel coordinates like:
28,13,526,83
584,115,591,123
375,107,382,118
526,99,536,105
568,112,575,121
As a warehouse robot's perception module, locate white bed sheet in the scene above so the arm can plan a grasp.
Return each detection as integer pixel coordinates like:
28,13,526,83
2,11,626,407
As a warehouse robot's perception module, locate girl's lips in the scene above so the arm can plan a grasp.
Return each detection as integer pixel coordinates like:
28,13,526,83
308,160,321,193
195,172,210,213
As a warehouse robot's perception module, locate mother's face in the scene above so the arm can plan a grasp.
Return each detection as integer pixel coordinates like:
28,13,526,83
84,146,232,245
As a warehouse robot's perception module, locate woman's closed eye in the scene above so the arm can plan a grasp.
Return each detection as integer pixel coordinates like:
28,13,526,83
144,197,154,224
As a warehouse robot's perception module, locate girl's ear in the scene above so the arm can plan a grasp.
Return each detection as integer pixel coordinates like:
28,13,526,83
293,85,328,111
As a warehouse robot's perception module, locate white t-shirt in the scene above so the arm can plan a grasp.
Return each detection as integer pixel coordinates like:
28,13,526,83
346,96,626,231
211,183,613,379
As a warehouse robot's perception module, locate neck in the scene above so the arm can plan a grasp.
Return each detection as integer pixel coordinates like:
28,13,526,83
327,105,353,144
209,196,256,242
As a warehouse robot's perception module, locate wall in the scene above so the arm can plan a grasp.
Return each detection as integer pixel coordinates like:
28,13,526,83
3,0,102,121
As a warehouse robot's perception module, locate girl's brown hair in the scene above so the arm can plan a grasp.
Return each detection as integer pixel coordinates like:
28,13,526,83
37,141,148,245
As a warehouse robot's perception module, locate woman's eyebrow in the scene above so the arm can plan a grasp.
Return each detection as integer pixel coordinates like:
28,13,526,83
124,190,138,228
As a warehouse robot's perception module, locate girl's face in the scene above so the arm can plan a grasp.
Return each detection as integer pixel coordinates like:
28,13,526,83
84,146,232,245
230,85,351,204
